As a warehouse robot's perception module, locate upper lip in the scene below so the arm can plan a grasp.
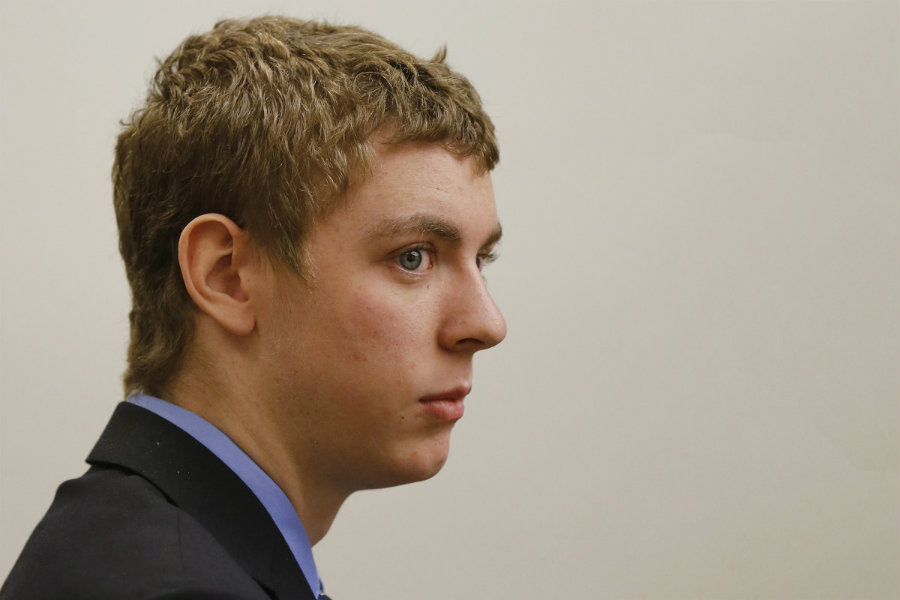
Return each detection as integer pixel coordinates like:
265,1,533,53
419,385,472,402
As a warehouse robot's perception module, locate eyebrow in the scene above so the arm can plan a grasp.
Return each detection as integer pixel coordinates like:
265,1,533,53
366,213,502,248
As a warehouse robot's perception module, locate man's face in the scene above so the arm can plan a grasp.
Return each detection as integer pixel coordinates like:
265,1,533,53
255,140,506,495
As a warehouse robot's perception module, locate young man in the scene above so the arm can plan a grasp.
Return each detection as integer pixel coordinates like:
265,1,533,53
1,17,505,599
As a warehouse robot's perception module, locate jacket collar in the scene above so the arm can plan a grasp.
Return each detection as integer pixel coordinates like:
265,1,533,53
87,402,315,600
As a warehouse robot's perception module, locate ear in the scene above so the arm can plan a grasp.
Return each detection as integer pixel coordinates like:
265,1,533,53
178,214,259,336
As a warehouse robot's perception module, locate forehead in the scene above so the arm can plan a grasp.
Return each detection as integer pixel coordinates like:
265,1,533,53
323,141,498,239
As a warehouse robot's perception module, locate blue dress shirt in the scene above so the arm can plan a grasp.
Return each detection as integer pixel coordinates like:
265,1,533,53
128,394,324,598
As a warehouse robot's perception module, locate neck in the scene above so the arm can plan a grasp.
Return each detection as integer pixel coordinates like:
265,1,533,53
166,357,349,546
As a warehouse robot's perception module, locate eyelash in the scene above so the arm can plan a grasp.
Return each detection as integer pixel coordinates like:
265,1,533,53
476,250,498,270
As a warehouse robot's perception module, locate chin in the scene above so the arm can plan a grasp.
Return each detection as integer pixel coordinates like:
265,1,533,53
367,437,452,489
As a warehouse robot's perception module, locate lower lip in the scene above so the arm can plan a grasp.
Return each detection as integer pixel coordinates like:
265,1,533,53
419,398,465,421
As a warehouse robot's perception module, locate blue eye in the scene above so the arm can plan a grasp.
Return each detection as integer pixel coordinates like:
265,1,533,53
397,249,424,271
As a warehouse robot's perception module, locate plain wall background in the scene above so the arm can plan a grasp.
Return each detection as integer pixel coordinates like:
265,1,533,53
1,1,897,598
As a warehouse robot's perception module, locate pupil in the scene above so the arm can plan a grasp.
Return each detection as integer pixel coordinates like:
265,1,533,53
402,250,422,270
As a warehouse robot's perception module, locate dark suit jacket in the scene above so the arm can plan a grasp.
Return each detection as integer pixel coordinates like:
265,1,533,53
1,402,317,600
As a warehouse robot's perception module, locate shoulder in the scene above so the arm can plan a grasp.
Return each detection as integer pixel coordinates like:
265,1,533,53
1,466,271,600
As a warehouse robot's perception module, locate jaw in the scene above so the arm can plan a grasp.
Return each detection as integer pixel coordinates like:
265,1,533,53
326,423,456,492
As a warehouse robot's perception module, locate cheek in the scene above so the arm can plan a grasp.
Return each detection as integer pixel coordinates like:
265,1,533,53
341,288,433,368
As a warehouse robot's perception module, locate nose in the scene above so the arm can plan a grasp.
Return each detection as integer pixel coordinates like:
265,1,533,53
438,270,507,353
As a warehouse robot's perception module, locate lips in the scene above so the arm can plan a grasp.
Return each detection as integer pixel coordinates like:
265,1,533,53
419,385,471,421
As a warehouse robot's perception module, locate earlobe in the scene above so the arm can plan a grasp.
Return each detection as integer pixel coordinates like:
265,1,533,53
179,214,257,336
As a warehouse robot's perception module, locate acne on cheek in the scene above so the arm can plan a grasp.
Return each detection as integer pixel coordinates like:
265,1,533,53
346,323,413,363
344,295,422,364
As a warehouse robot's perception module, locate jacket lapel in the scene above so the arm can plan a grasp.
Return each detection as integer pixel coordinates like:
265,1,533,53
88,402,316,600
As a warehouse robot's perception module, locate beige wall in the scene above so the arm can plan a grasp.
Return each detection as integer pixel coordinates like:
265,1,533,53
1,1,897,598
